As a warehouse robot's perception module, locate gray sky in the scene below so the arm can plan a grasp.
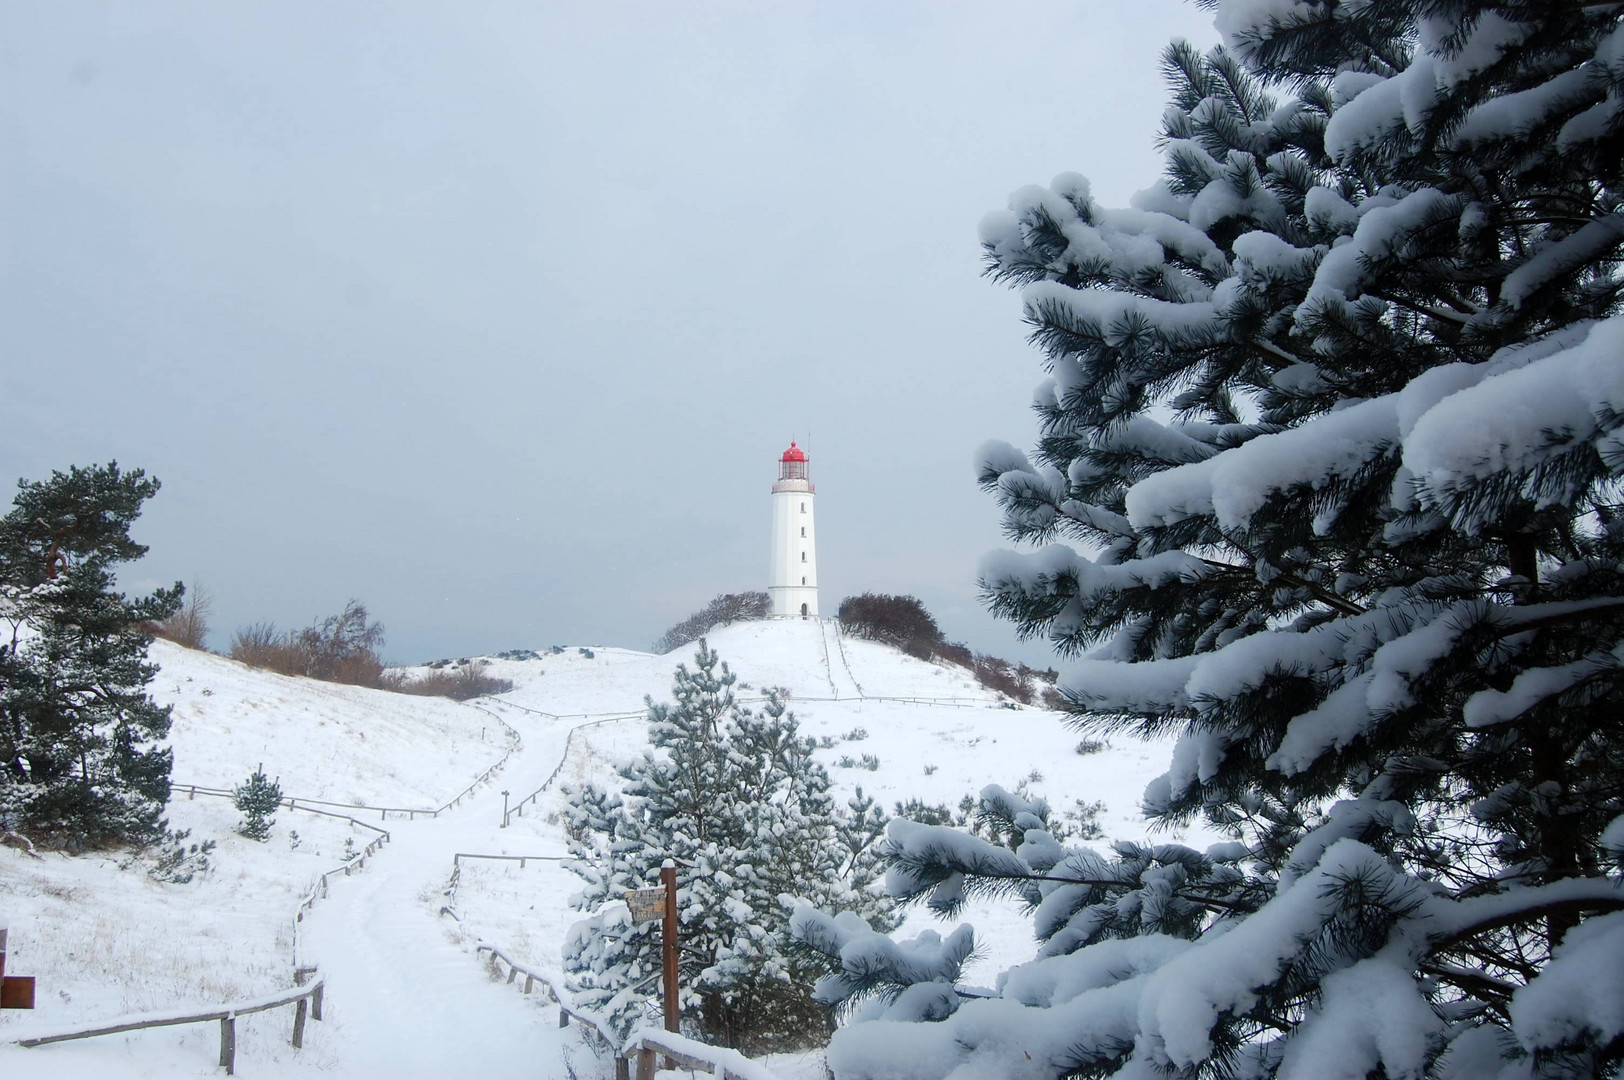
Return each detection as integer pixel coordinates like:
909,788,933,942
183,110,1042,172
1,2,1217,666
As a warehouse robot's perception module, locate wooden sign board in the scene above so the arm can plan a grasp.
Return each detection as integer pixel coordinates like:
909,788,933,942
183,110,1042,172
0,977,34,1010
0,930,34,1010
625,886,666,923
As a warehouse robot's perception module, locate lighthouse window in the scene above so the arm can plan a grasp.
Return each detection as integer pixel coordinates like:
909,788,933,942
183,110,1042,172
801,576,806,585
800,502,805,513
801,551,806,562
800,526,805,537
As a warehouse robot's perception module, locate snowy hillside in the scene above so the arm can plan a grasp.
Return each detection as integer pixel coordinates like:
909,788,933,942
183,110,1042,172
0,619,1193,1079
151,639,518,807
430,620,1196,1000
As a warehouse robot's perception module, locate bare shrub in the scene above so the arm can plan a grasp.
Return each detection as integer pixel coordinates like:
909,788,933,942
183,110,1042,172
968,653,1063,705
836,591,1063,704
653,590,770,653
155,581,213,649
228,600,389,687
393,660,513,701
971,653,1030,702
230,621,306,675
837,593,945,657
296,600,386,685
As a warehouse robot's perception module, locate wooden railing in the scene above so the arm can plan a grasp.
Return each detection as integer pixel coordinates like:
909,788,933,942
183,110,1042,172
452,852,567,868
287,807,390,967
436,911,781,1080
11,973,326,1075
9,801,387,1071
622,1027,783,1080
499,709,644,825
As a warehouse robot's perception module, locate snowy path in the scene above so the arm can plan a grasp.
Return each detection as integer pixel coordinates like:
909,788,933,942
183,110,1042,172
286,702,595,1079
820,620,863,699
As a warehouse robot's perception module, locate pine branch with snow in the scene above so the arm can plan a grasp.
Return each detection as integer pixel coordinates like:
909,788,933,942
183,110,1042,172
823,4,1624,1077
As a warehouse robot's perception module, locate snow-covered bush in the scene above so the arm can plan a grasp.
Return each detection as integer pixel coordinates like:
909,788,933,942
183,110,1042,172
799,5,1624,1077
562,640,897,1054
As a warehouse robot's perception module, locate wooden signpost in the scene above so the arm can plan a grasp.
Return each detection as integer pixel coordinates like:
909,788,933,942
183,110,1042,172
659,860,678,1039
0,928,36,1010
624,860,680,1080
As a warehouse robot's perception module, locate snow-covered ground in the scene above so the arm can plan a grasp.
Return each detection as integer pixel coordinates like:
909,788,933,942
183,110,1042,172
447,620,1196,1000
152,640,518,808
0,619,1197,1079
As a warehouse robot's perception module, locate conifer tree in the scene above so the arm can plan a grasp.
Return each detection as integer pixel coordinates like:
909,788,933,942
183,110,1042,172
563,641,896,1054
798,5,1624,1077
0,463,182,849
233,764,282,842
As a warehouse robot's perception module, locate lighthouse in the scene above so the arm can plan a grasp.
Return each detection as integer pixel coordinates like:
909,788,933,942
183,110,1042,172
769,441,818,618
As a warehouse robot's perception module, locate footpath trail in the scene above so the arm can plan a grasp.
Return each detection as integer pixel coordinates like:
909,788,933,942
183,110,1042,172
290,703,589,1080
820,619,863,700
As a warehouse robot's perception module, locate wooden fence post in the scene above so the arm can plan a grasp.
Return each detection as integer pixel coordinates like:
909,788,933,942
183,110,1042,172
614,1055,630,1080
219,1014,236,1074
292,997,308,1049
312,982,324,1021
635,1047,656,1080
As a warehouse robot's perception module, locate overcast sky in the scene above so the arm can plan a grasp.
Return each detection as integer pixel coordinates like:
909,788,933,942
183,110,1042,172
2,1,1218,667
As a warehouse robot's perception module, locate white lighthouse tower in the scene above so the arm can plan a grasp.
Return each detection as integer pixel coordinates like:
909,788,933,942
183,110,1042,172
769,441,818,618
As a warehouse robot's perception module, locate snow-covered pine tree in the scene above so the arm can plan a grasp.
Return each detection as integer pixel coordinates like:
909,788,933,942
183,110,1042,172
233,764,282,841
0,463,182,849
562,640,896,1054
796,5,1624,1077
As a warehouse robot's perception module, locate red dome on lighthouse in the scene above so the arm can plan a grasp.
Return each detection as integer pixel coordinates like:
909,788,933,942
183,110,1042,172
776,441,811,485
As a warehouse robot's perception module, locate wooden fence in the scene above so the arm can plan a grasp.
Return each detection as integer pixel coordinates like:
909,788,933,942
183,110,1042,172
437,910,781,1080
9,802,388,1071
287,807,390,967
452,852,568,869
11,973,325,1075
498,709,645,825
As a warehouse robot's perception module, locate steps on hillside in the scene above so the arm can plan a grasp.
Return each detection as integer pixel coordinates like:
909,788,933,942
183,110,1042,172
820,620,863,699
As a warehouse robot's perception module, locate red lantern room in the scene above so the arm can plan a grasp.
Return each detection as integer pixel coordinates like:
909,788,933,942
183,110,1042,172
779,440,809,481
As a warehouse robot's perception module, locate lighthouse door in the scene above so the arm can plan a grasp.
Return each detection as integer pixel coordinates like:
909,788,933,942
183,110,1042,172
800,603,808,618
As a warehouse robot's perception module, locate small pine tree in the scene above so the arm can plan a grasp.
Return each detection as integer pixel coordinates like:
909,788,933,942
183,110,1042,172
563,640,897,1054
233,764,282,842
147,827,216,884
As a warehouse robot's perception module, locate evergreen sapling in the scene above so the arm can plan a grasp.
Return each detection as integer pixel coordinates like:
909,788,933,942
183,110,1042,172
562,640,897,1054
233,764,282,842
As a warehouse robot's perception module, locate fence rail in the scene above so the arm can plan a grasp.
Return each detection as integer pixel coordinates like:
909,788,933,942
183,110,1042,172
439,914,780,1080
11,974,326,1075
452,852,568,868
500,710,644,825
